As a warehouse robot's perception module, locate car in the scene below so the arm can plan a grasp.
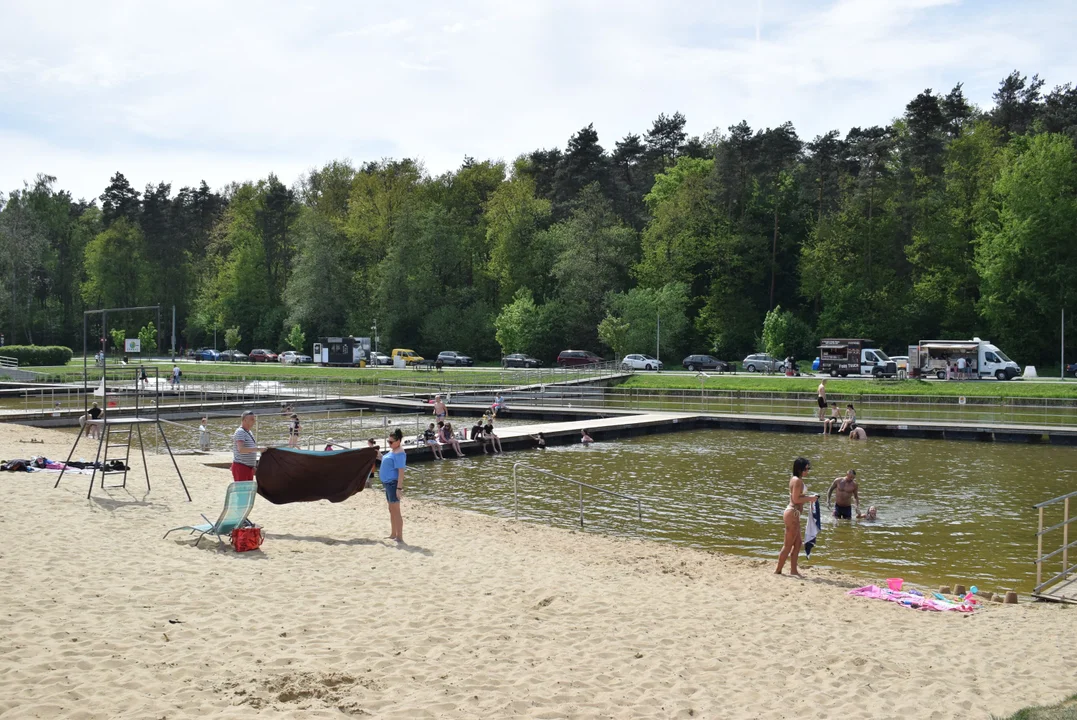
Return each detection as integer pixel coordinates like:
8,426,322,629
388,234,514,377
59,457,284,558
249,348,278,362
682,354,729,372
437,350,473,367
621,354,663,371
279,351,312,364
1067,361,1077,378
502,353,542,368
191,348,219,361
391,348,424,366
890,355,910,373
369,351,392,366
218,349,248,362
557,350,604,367
742,353,784,373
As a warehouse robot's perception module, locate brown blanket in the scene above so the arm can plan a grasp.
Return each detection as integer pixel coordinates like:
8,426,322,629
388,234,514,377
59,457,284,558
255,447,377,504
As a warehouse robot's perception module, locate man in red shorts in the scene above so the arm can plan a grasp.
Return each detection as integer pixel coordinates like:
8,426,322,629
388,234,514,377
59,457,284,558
231,410,268,481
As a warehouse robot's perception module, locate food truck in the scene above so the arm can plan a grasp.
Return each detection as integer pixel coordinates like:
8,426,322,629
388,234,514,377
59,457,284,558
314,336,371,366
911,338,1020,380
818,338,898,377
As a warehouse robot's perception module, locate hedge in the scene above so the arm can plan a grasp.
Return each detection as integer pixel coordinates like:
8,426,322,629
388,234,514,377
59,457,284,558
0,345,73,366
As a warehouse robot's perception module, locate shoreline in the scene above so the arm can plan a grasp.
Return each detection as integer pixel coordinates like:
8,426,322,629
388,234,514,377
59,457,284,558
1,423,1076,718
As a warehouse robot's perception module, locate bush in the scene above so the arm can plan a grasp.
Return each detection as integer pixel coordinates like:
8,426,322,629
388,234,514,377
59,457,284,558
0,345,74,366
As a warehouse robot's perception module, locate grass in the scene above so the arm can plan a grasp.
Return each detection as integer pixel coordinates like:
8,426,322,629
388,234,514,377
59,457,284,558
618,373,1077,399
27,359,603,388
995,693,1077,720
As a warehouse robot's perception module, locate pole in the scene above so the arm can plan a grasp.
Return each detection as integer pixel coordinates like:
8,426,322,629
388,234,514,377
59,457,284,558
172,305,176,361
656,312,660,361
1062,308,1065,380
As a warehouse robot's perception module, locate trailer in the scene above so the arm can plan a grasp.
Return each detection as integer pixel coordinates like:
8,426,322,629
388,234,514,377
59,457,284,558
314,336,371,367
912,338,1020,380
818,338,897,378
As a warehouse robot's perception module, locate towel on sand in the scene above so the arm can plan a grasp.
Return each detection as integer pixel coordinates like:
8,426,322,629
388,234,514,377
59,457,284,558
255,447,378,504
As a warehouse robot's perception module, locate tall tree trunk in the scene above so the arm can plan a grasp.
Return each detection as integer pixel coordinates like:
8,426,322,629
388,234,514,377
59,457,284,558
769,201,779,309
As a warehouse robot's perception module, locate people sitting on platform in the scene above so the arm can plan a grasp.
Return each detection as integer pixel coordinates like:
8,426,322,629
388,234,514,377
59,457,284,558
438,421,464,457
491,394,507,417
470,418,485,444
838,404,856,433
483,419,503,454
823,403,840,435
424,423,444,460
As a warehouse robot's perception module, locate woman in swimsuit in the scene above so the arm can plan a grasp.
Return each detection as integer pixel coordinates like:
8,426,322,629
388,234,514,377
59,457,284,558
775,457,819,577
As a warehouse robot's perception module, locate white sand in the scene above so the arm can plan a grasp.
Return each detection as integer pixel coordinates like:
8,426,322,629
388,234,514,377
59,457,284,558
1,423,1075,719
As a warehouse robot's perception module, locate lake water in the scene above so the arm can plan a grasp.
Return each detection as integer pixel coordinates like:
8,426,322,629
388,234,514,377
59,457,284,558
407,428,1077,593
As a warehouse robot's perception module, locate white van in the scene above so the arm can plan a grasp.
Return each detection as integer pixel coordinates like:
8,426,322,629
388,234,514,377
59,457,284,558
913,338,1020,380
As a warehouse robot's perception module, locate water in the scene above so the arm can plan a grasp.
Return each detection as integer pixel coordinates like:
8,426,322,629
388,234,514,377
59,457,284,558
408,429,1077,593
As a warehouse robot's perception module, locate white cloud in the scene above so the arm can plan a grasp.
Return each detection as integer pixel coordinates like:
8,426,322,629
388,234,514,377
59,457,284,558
1,0,1074,200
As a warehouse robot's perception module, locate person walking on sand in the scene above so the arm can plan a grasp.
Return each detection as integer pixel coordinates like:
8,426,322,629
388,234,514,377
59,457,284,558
432,394,447,422
827,469,860,520
817,380,827,420
381,428,407,543
775,457,818,576
232,410,268,482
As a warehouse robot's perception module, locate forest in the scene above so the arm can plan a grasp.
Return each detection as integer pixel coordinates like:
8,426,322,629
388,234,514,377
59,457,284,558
1,71,1075,367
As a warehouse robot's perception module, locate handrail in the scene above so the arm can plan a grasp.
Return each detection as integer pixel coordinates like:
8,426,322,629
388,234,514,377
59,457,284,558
512,461,642,528
0,355,18,368
1035,492,1074,594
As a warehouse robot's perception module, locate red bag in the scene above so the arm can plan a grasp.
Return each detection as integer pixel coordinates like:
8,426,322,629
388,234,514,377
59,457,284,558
231,526,264,552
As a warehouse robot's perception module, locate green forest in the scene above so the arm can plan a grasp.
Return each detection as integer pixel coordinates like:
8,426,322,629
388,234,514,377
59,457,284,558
2,71,1075,366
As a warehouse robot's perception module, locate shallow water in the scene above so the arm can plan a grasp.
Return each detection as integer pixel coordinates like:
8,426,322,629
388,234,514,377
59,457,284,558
408,429,1077,593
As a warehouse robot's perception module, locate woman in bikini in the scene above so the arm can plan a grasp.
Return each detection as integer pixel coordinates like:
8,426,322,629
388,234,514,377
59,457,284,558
775,457,819,577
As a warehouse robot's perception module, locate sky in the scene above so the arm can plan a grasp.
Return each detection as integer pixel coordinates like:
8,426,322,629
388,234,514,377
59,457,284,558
2,0,1075,202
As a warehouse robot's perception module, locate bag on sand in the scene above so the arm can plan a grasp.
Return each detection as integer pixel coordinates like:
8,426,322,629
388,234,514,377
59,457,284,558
230,525,264,552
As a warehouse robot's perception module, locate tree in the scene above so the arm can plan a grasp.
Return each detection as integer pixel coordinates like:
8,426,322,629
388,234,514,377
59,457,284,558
761,305,816,360
597,313,631,360
285,323,306,352
109,328,126,352
991,71,1045,138
137,322,158,354
225,326,241,350
976,132,1077,363
82,219,150,310
605,282,691,360
494,289,540,355
99,172,141,226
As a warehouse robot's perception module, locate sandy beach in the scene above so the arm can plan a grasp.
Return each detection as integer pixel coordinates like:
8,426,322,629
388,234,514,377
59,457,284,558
1,422,1075,719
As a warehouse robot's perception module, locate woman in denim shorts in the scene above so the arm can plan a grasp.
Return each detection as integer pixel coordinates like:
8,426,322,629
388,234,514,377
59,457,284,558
380,429,407,543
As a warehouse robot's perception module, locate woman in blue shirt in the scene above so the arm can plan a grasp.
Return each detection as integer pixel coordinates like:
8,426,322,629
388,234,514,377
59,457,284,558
381,429,407,543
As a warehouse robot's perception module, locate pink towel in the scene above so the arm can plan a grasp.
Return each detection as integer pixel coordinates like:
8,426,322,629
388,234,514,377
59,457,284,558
847,585,976,612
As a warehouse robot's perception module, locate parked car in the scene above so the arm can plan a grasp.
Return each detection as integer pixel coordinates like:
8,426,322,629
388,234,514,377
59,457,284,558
192,348,219,361
742,353,784,373
249,348,278,362
1067,361,1077,378
391,348,424,366
218,349,248,362
279,351,312,364
437,350,473,367
682,354,729,372
890,355,910,372
369,351,392,366
621,354,663,371
557,350,603,367
502,353,542,368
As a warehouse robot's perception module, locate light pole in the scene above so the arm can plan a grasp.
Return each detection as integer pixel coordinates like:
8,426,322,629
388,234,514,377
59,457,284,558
371,319,379,354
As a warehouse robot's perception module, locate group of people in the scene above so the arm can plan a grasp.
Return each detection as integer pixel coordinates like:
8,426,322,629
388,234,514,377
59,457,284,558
943,356,977,380
816,381,867,439
775,457,878,576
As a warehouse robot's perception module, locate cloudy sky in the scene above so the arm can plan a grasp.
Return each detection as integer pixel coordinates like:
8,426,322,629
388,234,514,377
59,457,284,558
2,0,1075,201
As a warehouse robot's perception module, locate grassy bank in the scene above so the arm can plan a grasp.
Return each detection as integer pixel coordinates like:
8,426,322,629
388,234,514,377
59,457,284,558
618,373,1077,399
995,693,1077,720
30,360,597,388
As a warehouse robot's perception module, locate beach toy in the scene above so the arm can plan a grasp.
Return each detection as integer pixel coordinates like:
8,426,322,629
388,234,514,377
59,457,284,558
887,578,903,591
970,586,978,595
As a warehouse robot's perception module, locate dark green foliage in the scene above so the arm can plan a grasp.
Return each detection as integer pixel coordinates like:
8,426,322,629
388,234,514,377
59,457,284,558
4,70,1077,367
1,345,73,366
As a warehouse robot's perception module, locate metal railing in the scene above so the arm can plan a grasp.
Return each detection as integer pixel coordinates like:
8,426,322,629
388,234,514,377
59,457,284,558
512,462,642,529
0,355,17,368
1034,489,1077,594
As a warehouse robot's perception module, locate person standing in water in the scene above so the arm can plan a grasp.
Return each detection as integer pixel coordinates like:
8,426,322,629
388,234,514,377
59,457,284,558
816,380,827,421
826,469,860,520
775,457,818,577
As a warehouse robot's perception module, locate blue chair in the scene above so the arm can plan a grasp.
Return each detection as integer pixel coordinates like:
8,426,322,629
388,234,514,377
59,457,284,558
164,481,257,547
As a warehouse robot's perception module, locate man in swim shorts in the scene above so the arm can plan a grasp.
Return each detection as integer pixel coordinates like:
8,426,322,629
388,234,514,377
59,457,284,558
817,380,827,420
827,469,860,520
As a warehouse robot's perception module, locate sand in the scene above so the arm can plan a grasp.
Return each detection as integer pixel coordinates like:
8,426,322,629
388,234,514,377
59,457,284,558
1,423,1075,719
